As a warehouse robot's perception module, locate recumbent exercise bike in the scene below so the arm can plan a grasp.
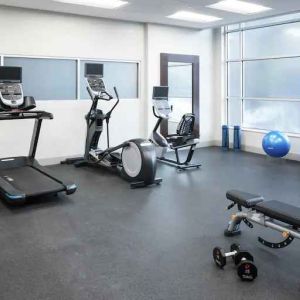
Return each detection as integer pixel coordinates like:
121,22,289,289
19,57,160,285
63,63,162,188
150,86,201,171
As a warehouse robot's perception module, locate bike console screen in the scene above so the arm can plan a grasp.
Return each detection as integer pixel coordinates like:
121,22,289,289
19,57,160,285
153,86,169,100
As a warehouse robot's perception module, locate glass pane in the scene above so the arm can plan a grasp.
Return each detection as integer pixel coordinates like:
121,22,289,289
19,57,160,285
228,62,241,97
244,58,300,98
168,62,192,98
168,97,193,123
244,22,300,58
227,32,240,60
228,98,241,126
168,62,193,123
4,57,77,100
244,100,300,133
242,12,300,29
227,24,240,31
80,61,138,99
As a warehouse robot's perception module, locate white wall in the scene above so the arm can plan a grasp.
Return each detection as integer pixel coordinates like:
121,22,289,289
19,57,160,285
0,6,219,164
0,6,146,163
145,24,220,146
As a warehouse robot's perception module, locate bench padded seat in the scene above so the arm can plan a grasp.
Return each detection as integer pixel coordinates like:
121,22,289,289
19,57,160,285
226,190,264,208
255,200,300,228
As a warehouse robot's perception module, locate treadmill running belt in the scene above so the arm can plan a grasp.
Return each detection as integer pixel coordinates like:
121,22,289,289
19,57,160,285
0,166,64,197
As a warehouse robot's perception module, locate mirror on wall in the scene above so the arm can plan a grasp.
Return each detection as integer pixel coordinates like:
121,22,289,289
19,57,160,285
168,62,193,134
160,53,199,137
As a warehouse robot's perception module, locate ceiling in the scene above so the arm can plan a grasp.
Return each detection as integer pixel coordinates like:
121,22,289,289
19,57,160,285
0,0,300,29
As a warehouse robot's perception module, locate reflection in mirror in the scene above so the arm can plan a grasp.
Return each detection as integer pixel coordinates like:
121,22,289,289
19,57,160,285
168,62,193,134
160,53,199,138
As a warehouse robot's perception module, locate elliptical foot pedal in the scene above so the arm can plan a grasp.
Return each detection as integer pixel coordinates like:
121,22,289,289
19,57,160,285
130,178,162,189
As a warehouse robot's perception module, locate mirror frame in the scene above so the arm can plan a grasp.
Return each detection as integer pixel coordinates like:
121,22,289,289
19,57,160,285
160,53,200,138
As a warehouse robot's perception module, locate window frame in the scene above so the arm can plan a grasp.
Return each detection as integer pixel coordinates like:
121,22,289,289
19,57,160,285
0,54,141,101
224,15,300,135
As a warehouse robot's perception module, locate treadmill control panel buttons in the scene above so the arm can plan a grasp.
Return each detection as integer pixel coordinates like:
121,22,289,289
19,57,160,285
0,83,23,108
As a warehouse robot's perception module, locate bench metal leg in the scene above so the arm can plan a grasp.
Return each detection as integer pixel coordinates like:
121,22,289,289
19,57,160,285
224,212,246,236
225,210,300,248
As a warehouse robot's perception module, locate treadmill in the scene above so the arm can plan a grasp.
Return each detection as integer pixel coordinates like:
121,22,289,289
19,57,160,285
0,66,77,204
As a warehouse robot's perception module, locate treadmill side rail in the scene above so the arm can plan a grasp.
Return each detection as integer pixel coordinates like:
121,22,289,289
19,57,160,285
0,176,26,203
65,183,77,195
0,157,77,203
31,159,77,195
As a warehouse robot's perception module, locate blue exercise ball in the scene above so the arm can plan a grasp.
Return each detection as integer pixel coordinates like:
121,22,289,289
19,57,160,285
262,131,291,158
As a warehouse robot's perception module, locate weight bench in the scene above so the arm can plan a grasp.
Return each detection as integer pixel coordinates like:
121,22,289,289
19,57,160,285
224,190,300,249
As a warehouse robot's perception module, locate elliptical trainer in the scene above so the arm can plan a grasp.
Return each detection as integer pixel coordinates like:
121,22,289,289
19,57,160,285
63,63,162,188
150,86,201,171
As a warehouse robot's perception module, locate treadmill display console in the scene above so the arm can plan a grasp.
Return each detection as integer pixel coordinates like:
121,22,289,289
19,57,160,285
0,67,23,108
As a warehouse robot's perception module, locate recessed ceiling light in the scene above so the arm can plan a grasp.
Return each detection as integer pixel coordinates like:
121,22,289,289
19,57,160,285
168,11,222,23
208,0,272,15
54,0,128,9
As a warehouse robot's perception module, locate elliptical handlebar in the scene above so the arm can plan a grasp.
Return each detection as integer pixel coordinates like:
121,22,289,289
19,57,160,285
87,86,114,102
106,87,120,117
87,86,120,120
100,90,114,101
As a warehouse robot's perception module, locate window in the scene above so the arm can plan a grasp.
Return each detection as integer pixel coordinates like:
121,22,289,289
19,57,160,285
4,57,77,100
244,22,300,58
225,13,300,134
80,60,138,99
2,56,140,101
227,32,240,60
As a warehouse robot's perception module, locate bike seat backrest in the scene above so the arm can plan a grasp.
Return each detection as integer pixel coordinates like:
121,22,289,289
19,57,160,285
177,113,195,136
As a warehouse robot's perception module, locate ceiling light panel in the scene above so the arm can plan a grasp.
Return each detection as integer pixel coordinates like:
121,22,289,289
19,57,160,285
168,11,222,23
208,0,272,15
54,0,128,9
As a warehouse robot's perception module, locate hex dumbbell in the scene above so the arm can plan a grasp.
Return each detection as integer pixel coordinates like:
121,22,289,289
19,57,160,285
212,244,257,281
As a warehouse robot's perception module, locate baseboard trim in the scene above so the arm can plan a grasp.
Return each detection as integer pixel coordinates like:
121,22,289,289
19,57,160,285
210,140,300,161
41,140,219,164
39,140,300,166
241,145,300,161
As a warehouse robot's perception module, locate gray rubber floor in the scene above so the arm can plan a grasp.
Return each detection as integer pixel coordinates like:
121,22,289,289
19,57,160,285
0,147,299,300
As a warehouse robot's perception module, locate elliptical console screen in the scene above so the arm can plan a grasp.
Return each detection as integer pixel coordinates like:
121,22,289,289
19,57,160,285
0,67,22,83
85,63,104,77
153,86,169,100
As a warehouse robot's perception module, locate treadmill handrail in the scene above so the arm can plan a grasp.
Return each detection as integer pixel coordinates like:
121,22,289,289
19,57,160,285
0,110,53,120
